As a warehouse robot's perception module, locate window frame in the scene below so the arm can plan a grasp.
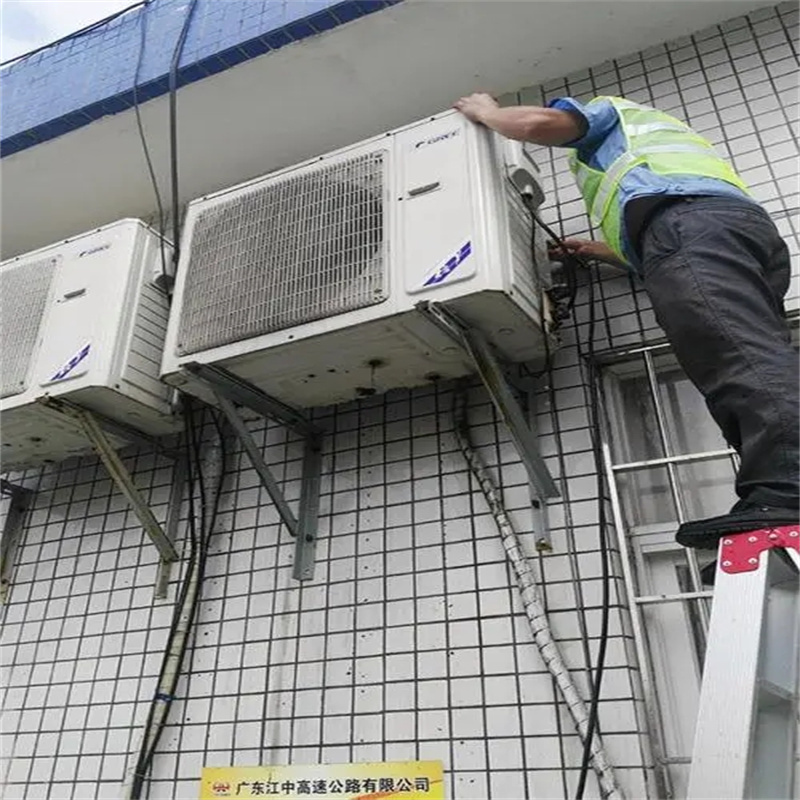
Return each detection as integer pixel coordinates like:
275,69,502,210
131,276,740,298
599,342,732,798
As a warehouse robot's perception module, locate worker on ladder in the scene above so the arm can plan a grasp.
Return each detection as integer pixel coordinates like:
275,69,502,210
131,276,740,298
453,92,799,548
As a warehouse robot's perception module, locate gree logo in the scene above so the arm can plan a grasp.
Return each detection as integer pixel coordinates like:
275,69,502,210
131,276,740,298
423,241,472,287
414,128,460,149
50,343,91,382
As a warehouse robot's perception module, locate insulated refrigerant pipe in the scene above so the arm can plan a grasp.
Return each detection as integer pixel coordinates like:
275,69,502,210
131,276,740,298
453,386,624,800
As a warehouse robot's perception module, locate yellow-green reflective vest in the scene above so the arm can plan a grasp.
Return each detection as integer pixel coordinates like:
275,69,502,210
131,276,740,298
568,96,751,261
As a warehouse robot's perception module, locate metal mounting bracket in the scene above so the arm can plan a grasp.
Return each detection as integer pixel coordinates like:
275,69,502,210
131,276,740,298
416,301,558,545
154,456,187,599
181,362,323,582
0,479,34,604
36,397,179,565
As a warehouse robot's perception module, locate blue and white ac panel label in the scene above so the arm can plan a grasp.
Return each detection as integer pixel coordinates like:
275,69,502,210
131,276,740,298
421,241,473,288
48,343,92,383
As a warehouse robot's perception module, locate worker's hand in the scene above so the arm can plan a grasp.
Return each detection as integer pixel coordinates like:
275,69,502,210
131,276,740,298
550,238,618,263
453,92,499,123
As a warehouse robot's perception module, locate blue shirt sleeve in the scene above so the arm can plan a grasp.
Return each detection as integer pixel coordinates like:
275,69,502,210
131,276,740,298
547,97,619,159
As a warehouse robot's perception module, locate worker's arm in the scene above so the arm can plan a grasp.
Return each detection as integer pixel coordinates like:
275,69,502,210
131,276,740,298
453,92,586,146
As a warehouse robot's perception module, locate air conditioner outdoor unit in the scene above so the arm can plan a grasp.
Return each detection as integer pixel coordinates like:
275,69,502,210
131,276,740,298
162,110,553,408
0,219,180,471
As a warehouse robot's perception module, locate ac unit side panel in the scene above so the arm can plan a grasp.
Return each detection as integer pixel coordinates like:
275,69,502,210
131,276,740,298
114,231,175,417
504,180,549,322
0,256,58,399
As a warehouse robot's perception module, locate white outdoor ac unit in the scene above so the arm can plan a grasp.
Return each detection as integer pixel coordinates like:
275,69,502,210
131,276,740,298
162,110,553,408
0,219,180,471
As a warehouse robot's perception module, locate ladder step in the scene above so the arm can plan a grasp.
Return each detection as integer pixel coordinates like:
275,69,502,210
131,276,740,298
634,590,713,605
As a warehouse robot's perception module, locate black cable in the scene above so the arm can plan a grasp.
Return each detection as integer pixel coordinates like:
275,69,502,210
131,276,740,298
524,209,556,380
209,410,230,522
0,1,146,68
521,193,613,800
129,401,201,800
129,401,229,800
188,398,208,545
526,209,580,313
129,398,231,799
167,0,200,273
132,1,170,290
575,249,613,800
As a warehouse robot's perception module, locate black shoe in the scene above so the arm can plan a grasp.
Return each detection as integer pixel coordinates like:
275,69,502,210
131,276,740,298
676,503,799,550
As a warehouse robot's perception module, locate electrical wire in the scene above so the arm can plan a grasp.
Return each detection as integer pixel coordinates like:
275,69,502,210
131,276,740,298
526,208,579,314
167,0,200,272
575,247,613,800
132,0,170,291
520,192,615,800
452,386,622,800
0,1,147,68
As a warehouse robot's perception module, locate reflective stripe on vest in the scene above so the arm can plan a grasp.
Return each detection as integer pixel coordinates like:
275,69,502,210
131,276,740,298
625,121,690,136
605,98,641,110
588,142,717,222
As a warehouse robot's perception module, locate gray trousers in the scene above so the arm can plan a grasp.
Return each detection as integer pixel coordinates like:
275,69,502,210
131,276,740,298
639,196,799,510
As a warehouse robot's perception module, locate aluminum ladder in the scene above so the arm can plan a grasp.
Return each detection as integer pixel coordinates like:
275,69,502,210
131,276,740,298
686,526,800,799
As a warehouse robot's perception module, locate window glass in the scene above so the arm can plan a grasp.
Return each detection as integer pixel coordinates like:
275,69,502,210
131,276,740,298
608,361,736,528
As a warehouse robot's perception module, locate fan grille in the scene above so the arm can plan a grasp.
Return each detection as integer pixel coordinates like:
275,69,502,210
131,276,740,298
176,151,387,356
1,257,57,398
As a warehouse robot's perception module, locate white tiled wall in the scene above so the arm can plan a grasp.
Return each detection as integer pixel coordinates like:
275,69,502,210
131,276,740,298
1,3,797,799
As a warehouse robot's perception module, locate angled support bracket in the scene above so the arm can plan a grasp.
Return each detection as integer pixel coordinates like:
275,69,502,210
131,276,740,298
181,362,323,582
416,301,558,546
154,456,187,599
0,479,34,604
36,397,179,564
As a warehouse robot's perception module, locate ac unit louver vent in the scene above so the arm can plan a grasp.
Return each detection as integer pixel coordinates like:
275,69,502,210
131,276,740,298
1,257,57,398
176,151,387,356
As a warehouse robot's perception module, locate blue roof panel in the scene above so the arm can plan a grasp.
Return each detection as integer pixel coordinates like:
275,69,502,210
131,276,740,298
0,0,401,157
